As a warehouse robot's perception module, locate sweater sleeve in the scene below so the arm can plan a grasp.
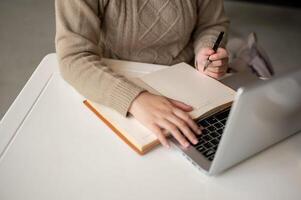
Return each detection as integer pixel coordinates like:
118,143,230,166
55,0,145,117
193,0,230,54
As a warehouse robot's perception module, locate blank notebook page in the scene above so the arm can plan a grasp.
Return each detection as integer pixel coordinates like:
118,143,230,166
141,63,236,118
88,101,158,151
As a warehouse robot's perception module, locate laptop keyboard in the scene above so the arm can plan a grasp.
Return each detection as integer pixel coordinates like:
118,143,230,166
192,108,231,162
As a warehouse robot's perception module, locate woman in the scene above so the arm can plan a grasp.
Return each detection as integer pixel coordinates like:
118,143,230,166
55,0,230,149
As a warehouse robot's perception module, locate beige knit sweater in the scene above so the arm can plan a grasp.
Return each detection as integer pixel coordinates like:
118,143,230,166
55,0,229,117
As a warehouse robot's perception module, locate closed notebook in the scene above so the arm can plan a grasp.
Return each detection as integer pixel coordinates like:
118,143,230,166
84,61,236,155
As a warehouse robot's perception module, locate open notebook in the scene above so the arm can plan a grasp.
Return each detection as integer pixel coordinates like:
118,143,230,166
84,60,236,155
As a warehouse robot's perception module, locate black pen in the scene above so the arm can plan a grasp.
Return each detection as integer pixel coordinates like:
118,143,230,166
203,31,225,71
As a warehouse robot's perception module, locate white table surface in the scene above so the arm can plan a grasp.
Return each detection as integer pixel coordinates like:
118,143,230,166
0,54,300,200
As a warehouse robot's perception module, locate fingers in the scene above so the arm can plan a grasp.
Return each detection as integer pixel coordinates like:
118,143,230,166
196,48,215,71
206,64,227,75
168,98,201,134
167,114,198,145
205,60,228,78
168,98,193,112
135,94,200,150
207,59,228,69
201,48,229,79
196,48,228,73
207,66,227,74
161,99,201,148
158,119,190,148
204,70,226,79
198,47,215,57
172,108,202,135
209,48,228,61
150,124,170,148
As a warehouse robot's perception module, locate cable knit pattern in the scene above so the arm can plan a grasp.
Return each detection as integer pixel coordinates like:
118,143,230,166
55,0,229,117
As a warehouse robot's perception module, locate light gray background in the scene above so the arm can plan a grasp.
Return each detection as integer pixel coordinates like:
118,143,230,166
0,0,300,119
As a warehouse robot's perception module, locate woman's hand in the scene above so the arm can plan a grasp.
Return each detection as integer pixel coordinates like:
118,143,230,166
196,47,229,79
129,91,202,148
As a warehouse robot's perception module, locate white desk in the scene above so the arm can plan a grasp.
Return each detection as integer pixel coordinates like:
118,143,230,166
0,54,300,200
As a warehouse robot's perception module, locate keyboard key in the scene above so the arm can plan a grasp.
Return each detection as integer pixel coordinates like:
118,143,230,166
214,122,223,129
207,126,216,132
201,129,209,135
196,134,203,139
211,139,219,145
203,142,212,149
202,135,212,141
210,131,219,138
220,119,227,125
198,120,209,128
208,155,215,161
207,117,218,124
204,149,215,157
197,145,206,152
216,129,223,135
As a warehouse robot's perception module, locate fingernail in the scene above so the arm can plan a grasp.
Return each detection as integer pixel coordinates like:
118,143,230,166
185,142,190,148
193,139,198,145
165,143,170,148
197,129,202,135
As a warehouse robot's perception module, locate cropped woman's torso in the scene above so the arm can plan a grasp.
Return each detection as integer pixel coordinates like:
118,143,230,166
98,0,199,65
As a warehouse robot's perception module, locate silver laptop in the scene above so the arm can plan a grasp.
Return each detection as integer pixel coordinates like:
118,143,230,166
172,68,301,175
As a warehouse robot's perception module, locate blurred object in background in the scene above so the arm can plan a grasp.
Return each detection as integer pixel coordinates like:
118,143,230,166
227,32,274,79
